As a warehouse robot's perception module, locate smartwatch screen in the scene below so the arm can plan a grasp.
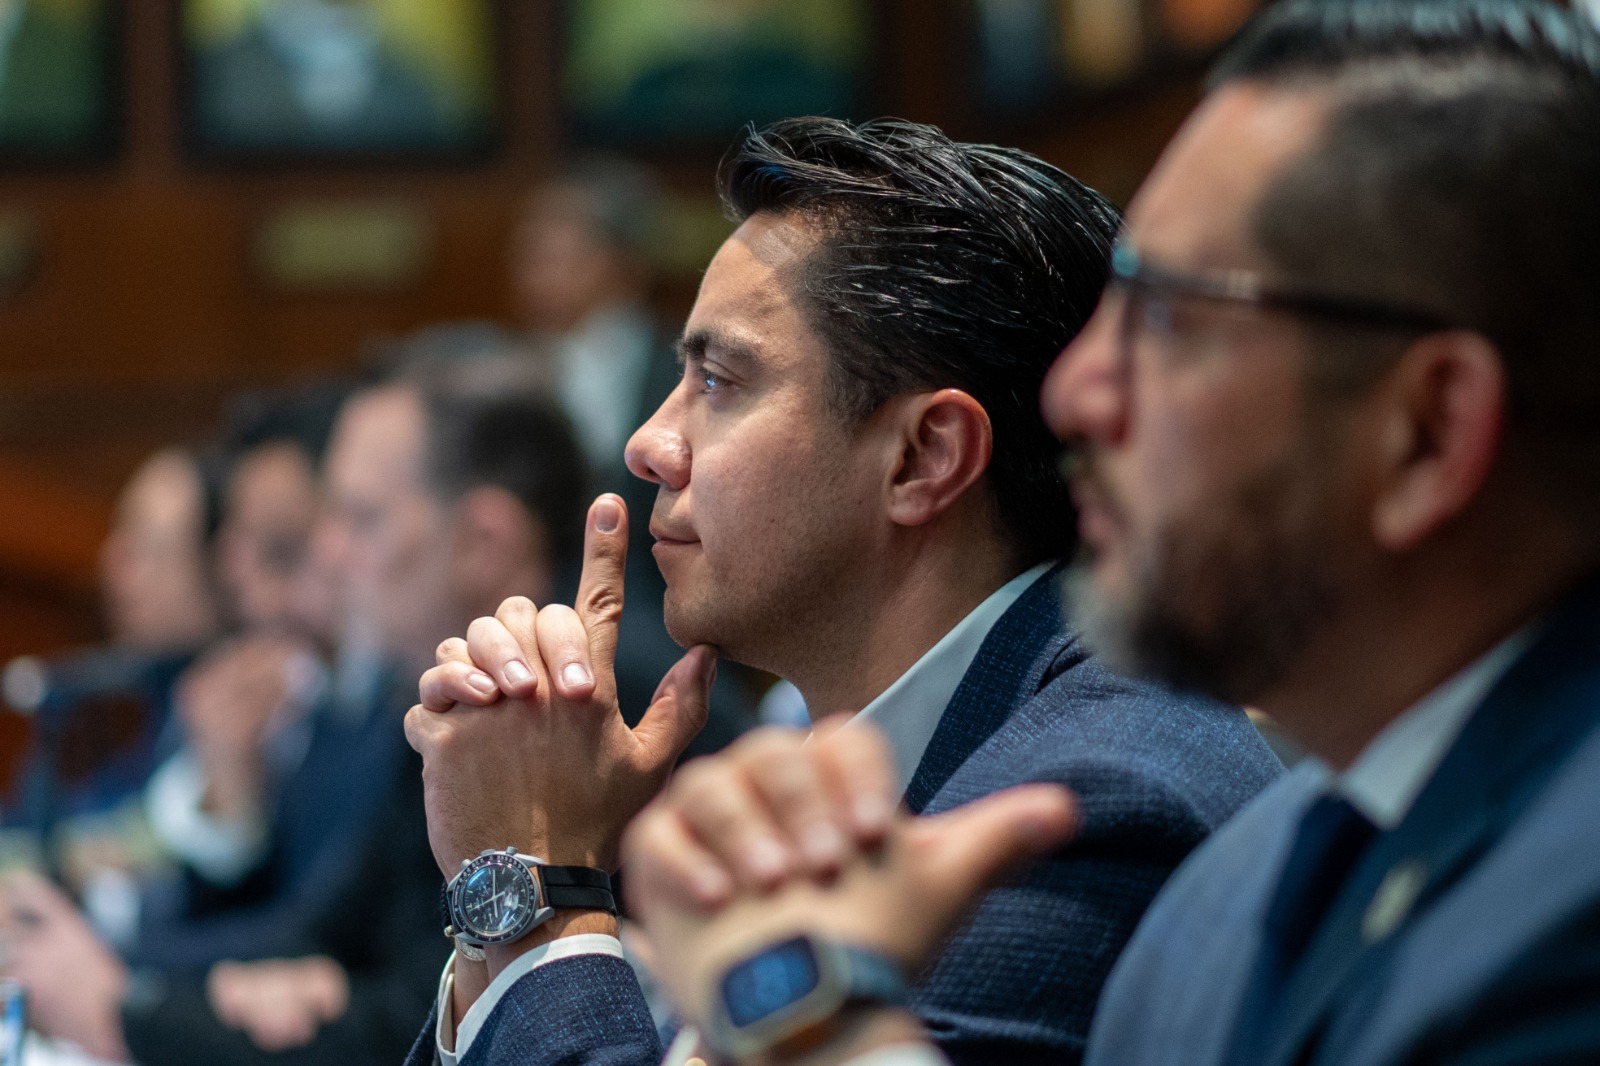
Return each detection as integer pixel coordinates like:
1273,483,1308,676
721,936,822,1028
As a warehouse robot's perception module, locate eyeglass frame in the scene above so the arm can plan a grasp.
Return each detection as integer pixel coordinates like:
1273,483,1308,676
1105,240,1464,378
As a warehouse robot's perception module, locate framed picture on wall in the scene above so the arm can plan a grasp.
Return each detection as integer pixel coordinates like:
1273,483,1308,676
973,0,1265,120
562,0,873,150
177,0,499,164
0,0,120,164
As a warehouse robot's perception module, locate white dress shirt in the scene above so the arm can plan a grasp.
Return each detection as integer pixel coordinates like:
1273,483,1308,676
436,565,1052,1065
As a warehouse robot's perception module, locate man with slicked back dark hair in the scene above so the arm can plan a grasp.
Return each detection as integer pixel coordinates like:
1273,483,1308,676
399,116,1279,1066
600,4,1600,1066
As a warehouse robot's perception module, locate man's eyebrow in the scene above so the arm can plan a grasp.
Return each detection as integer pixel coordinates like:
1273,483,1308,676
673,329,761,373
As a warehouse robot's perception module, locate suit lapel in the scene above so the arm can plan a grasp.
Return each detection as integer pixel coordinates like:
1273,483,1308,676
1261,581,1600,1066
902,566,1067,815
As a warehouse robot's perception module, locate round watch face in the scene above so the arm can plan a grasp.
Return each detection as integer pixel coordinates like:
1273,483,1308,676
456,855,540,941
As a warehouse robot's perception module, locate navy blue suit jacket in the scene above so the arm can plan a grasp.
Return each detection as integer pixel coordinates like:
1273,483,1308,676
411,569,1282,1066
1089,575,1600,1066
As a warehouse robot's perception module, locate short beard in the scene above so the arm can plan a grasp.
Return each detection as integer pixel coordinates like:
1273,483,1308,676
1064,451,1343,706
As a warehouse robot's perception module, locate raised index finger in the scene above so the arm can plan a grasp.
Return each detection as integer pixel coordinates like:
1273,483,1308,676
575,494,628,677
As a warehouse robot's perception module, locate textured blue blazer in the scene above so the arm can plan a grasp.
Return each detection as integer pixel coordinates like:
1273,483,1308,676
1088,576,1600,1066
409,569,1283,1066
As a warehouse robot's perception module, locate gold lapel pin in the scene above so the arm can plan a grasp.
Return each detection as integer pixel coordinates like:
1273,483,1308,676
1363,860,1428,943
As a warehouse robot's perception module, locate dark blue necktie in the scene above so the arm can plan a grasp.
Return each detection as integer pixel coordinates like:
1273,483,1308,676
1225,792,1378,1066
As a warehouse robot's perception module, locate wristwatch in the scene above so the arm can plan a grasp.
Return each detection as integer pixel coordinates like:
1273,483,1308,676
441,847,615,962
704,934,909,1060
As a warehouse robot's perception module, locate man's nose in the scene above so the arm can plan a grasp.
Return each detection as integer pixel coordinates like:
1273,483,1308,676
1043,307,1129,447
624,393,690,492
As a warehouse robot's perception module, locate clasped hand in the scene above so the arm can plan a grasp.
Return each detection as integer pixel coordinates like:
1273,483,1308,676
619,721,1080,1049
404,494,717,880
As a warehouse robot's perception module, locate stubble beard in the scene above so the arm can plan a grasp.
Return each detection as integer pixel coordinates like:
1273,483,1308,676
1066,447,1344,706
660,537,857,679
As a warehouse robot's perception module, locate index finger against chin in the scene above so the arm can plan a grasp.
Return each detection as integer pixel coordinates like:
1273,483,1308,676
576,495,627,672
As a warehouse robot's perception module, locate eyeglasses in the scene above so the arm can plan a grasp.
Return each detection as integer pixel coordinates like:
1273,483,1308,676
1106,241,1462,377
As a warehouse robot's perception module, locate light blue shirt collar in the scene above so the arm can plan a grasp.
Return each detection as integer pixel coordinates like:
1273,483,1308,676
1337,627,1534,829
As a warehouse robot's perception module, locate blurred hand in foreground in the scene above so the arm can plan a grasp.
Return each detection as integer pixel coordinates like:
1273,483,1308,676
619,721,1078,1042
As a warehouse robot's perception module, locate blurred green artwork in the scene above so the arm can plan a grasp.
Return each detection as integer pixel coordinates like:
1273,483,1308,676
973,0,1265,115
181,0,497,161
0,0,117,161
565,0,870,148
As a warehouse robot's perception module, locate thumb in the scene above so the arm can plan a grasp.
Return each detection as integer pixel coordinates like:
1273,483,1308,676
631,644,716,772
904,784,1078,918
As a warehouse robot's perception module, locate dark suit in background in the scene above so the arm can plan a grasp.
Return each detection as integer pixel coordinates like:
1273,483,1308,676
122,670,447,1066
411,569,1283,1066
1088,579,1600,1066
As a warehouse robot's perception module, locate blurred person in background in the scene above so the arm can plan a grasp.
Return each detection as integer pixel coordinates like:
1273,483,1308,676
0,338,604,1064
511,158,675,483
2,446,225,851
136,384,348,951
99,448,223,661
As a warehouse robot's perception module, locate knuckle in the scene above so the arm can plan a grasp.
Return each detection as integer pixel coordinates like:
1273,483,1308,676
465,616,497,644
668,760,728,810
730,726,804,765
497,596,535,623
580,584,623,624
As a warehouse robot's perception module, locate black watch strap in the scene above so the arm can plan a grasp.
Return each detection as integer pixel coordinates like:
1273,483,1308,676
540,865,616,914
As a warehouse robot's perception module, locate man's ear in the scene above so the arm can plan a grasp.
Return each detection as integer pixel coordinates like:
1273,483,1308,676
886,389,994,528
452,486,549,604
1369,331,1506,552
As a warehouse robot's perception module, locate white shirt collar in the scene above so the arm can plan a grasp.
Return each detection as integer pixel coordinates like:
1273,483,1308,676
851,564,1053,797
1337,627,1534,829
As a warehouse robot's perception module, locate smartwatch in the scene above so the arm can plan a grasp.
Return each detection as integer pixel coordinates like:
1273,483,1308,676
441,847,615,962
704,934,908,1060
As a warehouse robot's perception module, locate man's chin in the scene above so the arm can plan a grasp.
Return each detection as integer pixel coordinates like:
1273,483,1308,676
661,598,721,653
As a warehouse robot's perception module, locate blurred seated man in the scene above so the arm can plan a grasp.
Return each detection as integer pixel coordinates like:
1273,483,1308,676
140,387,345,939
403,118,1282,1066
617,5,1600,1066
4,447,224,834
0,347,606,1065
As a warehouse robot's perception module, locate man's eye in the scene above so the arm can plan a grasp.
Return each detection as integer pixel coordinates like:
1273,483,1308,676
700,370,730,393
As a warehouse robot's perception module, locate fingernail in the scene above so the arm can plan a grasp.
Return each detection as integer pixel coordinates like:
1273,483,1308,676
467,672,497,696
561,663,593,690
745,837,789,882
854,794,891,835
801,822,844,867
594,498,621,534
504,660,533,687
